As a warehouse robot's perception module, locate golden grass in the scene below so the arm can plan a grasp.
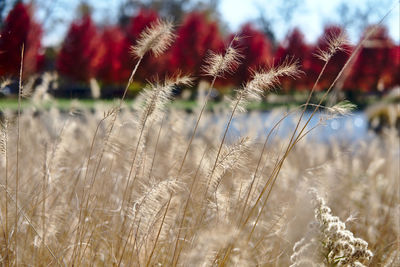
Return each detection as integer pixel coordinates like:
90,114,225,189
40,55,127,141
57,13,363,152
0,14,399,266
0,104,398,266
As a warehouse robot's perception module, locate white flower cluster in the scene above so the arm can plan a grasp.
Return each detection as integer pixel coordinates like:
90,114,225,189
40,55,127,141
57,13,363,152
309,188,373,266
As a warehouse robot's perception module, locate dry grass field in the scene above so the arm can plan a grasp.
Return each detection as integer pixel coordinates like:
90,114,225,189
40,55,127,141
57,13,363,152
0,19,399,266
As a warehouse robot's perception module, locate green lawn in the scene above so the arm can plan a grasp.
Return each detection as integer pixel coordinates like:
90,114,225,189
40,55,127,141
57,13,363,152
0,92,381,111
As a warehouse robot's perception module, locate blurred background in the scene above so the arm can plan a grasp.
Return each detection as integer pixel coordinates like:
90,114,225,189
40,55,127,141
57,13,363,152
0,0,398,109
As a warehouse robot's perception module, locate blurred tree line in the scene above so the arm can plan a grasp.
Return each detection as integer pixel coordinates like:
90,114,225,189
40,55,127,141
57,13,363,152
0,0,398,98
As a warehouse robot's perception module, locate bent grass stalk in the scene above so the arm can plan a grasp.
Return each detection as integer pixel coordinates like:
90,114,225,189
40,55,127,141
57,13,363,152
178,37,241,175
2,120,9,266
0,184,61,266
171,146,208,266
221,13,398,267
71,54,143,266
218,18,394,264
15,44,24,266
72,19,174,257
74,20,176,253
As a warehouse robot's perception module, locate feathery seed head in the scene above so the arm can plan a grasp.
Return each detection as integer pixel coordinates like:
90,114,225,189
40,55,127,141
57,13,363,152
202,46,243,77
235,58,301,111
208,137,250,192
131,19,175,58
136,73,193,130
314,31,350,62
0,119,8,155
0,78,12,89
246,58,301,93
328,100,357,116
165,73,194,88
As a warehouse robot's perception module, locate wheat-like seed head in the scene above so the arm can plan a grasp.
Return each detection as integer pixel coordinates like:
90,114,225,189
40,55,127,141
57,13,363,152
131,19,175,58
314,31,350,62
136,74,193,134
209,136,250,192
246,58,301,95
0,119,8,155
233,58,301,112
202,46,243,77
327,100,357,116
0,78,12,89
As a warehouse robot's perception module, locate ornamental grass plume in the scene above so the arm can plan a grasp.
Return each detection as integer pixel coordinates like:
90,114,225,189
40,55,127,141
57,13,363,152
327,100,357,116
202,39,243,78
134,74,193,137
130,19,175,58
234,57,302,112
207,136,250,194
314,30,350,62
120,74,193,213
178,39,243,175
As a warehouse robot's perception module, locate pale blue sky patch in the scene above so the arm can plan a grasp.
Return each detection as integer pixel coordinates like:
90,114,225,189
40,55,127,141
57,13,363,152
38,0,399,46
220,0,399,43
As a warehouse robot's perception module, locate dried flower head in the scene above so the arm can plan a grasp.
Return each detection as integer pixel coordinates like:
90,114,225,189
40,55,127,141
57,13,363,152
209,136,250,192
0,78,12,89
0,119,8,155
136,74,193,130
246,58,301,95
234,58,301,112
131,19,175,58
202,45,243,77
328,100,357,116
314,31,350,62
309,188,373,266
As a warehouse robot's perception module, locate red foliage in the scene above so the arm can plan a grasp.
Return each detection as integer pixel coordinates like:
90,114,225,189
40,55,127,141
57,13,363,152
168,12,224,80
56,14,101,82
391,45,400,87
229,24,273,85
0,3,43,77
347,25,395,92
308,25,353,91
96,26,126,84
275,28,310,91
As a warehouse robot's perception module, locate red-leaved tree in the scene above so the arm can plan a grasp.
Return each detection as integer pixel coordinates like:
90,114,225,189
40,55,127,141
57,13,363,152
96,26,126,84
168,12,224,80
347,25,395,92
0,2,43,77
391,45,400,88
229,23,273,86
275,28,310,91
56,14,101,82
308,25,353,91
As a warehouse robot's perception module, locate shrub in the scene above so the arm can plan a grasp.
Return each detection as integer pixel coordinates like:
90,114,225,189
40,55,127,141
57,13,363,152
308,25,353,91
168,12,224,80
0,2,43,78
56,14,101,82
96,26,126,84
347,25,395,92
276,28,311,91
229,23,273,85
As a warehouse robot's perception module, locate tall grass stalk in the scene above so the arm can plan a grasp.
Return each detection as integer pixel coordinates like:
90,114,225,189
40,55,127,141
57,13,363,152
14,44,24,266
178,37,241,174
0,5,398,266
1,119,9,266
241,7,395,237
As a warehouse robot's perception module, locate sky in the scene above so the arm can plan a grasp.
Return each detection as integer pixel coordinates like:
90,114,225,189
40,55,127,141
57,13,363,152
219,0,399,43
37,0,399,46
